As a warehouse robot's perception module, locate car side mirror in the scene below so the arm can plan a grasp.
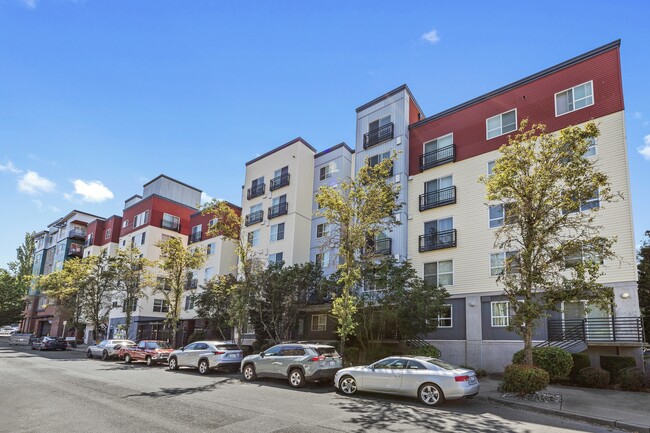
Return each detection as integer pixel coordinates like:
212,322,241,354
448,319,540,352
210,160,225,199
180,346,184,351
259,352,265,358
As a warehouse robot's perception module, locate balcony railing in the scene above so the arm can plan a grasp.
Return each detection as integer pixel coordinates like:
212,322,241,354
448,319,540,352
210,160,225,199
161,219,181,232
419,186,457,211
185,278,198,290
364,123,394,149
270,173,290,191
418,229,457,252
373,238,392,255
268,202,288,219
244,210,264,226
68,228,87,240
419,144,456,171
247,183,265,200
545,317,644,343
189,231,202,243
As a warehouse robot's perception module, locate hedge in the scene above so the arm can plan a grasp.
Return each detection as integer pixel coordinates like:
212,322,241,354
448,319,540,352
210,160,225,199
577,367,610,389
619,367,646,391
500,364,549,394
600,355,636,384
512,347,573,379
569,353,591,379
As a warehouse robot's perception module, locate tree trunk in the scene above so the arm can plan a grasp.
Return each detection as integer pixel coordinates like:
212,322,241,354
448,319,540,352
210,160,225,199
523,326,534,366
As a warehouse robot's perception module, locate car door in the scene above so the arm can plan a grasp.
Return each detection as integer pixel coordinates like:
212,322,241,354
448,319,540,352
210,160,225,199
256,345,283,375
189,343,209,367
176,343,195,367
93,340,107,357
274,346,305,376
363,358,406,393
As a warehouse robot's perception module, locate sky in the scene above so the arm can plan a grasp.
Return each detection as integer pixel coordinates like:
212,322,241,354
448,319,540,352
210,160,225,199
1,0,649,268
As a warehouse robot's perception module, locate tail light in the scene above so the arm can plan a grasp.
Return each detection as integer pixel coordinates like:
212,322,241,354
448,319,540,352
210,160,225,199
310,355,326,362
214,351,225,355
454,375,470,382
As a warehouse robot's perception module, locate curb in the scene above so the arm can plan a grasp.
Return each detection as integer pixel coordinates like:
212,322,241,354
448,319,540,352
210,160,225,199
487,396,650,433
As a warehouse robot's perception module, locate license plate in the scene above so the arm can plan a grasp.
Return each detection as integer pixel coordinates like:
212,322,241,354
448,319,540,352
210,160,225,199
227,353,237,358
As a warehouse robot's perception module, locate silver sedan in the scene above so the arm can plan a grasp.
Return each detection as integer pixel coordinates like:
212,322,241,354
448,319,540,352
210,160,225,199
334,356,479,406
87,339,135,360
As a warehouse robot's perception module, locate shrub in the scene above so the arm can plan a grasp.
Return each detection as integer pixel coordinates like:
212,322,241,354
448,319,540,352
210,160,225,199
187,330,205,344
600,356,636,384
343,347,360,365
460,365,487,378
365,345,394,363
500,364,549,394
512,347,573,379
408,345,441,359
569,353,591,379
619,367,646,391
577,367,610,388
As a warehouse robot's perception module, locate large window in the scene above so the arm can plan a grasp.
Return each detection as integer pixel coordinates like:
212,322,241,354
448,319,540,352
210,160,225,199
184,296,195,311
153,299,170,313
105,229,111,240
368,151,391,171
486,109,517,139
311,314,327,331
248,229,260,247
133,210,149,228
204,267,214,281
270,223,285,242
490,251,519,276
489,203,515,228
320,163,335,181
315,251,329,268
424,133,453,155
207,242,215,255
316,223,329,238
491,301,510,327
556,81,593,116
162,213,180,231
423,260,453,286
437,305,452,328
268,252,284,265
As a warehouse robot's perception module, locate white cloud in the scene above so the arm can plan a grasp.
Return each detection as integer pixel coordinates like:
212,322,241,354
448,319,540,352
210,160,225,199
421,28,441,44
638,135,650,160
21,0,37,8
0,160,22,174
200,191,214,205
18,171,56,195
68,179,114,203
633,111,643,120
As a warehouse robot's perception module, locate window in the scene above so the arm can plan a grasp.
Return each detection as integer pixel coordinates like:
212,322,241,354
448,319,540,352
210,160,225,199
268,252,284,265
204,267,214,281
105,229,111,240
140,232,146,245
131,236,136,247
368,151,391,168
133,211,149,228
368,115,391,135
270,223,285,242
184,296,194,311
581,190,600,211
252,176,264,189
556,81,593,116
486,109,517,139
153,299,169,313
207,242,215,255
437,305,453,328
311,314,327,331
123,220,129,228
584,137,597,157
424,133,453,155
319,163,335,181
250,203,262,214
424,260,453,286
162,213,180,231
491,301,510,327
122,299,137,312
208,218,218,228
489,203,515,228
121,240,126,247
315,251,329,268
192,224,202,235
316,223,329,238
490,251,519,276
248,229,260,247
565,246,604,267
487,161,496,177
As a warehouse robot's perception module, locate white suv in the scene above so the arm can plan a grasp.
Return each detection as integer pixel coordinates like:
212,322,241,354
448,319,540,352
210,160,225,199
168,341,243,374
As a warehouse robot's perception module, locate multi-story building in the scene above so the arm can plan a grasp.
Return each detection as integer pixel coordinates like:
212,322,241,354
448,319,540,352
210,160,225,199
83,215,123,258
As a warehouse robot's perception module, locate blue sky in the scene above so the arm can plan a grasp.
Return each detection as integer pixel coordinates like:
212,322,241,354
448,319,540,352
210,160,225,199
1,0,649,268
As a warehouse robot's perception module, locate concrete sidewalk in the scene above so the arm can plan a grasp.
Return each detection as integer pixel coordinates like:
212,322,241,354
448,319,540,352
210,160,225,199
478,377,650,432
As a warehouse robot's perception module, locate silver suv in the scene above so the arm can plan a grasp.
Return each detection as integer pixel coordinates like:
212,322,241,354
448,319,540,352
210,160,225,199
241,343,342,388
168,341,243,374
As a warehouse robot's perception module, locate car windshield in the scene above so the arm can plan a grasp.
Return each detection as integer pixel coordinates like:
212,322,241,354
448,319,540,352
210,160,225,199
425,358,461,370
314,347,339,357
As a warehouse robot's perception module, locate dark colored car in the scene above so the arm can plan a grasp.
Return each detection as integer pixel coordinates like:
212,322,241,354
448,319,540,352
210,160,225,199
31,336,68,351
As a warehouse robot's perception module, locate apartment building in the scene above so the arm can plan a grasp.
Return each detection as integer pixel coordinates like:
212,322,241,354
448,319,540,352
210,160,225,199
406,40,640,371
84,215,123,258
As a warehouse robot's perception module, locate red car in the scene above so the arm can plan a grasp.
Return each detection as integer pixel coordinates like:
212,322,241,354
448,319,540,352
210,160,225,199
120,340,174,366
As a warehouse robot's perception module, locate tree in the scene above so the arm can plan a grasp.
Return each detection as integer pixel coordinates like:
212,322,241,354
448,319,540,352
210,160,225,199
0,269,23,325
195,274,237,340
80,250,117,341
39,258,88,335
10,232,35,296
480,120,617,366
315,152,402,355
155,237,207,344
637,231,650,342
114,245,152,340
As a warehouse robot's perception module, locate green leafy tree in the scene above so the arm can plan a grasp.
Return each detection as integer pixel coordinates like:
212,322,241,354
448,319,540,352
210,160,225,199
480,121,617,366
155,237,207,344
39,258,89,335
195,273,237,340
315,152,402,355
80,250,117,341
637,231,650,342
114,245,152,340
0,269,23,325
10,232,36,296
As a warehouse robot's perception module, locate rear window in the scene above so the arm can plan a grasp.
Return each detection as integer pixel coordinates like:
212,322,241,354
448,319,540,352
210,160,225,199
314,347,339,357
216,344,240,351
425,358,459,370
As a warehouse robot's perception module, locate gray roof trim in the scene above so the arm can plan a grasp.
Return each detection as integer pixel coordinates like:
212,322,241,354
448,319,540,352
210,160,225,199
409,40,621,129
245,137,317,166
122,193,199,213
142,174,202,193
355,83,425,117
314,142,354,158
124,194,142,204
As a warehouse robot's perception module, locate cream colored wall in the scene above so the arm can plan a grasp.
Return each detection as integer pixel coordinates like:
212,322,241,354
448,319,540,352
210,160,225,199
407,110,636,298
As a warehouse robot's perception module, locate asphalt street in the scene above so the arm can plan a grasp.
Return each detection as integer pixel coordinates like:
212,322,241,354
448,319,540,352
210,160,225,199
0,340,628,433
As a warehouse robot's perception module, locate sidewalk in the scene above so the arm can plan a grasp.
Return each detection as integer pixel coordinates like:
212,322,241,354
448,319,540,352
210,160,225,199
478,377,650,432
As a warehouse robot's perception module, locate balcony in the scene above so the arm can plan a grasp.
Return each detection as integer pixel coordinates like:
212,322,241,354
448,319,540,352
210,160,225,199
67,243,83,257
185,278,198,290
538,317,644,353
68,228,86,240
268,202,288,219
418,229,457,252
373,238,392,255
244,210,264,226
419,144,456,172
363,123,394,149
419,186,457,211
270,173,290,191
161,219,181,232
247,183,265,200
189,231,202,243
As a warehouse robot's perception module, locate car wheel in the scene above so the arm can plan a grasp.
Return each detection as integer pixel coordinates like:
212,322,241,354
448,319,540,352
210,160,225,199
288,368,305,388
198,359,210,375
242,364,256,381
145,356,155,366
339,376,358,395
101,350,109,361
124,354,132,364
418,383,445,407
168,357,179,371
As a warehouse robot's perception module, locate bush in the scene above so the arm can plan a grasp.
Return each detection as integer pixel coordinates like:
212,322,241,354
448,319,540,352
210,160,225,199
569,353,591,379
461,365,488,378
365,345,394,363
187,330,205,344
500,364,549,394
619,367,646,391
600,356,636,384
408,345,441,359
343,347,360,365
577,367,610,388
512,347,573,379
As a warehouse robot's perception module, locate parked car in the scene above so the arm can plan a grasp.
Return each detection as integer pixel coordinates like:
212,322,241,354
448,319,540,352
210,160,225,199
168,341,242,374
86,339,136,360
241,343,342,388
31,336,68,351
8,333,36,345
0,326,19,336
119,340,174,366
334,356,479,406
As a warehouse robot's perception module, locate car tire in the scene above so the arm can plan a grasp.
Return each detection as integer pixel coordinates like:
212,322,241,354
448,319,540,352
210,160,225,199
145,356,155,366
124,354,132,364
418,383,445,407
338,376,358,395
168,357,179,371
288,368,305,388
198,359,210,375
242,364,256,382
101,350,109,361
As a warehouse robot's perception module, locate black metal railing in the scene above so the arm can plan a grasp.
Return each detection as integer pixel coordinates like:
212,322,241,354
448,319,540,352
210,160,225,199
268,202,288,219
185,278,198,290
244,210,264,226
364,123,394,149
419,144,455,171
418,229,457,252
419,186,456,211
247,183,265,200
270,173,290,191
544,317,644,343
68,228,86,240
161,219,181,232
373,238,392,255
189,231,202,243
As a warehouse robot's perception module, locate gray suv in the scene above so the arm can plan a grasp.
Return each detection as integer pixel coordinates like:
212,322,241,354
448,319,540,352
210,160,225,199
241,343,342,388
168,341,243,374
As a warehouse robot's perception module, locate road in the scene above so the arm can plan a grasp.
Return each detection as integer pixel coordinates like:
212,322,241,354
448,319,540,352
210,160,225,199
0,340,627,433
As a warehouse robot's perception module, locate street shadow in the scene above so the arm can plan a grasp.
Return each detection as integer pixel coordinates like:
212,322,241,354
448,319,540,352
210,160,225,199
122,379,238,398
162,368,241,377
239,376,335,394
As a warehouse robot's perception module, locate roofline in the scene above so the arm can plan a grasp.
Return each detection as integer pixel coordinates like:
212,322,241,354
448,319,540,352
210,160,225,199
142,174,203,193
46,209,105,228
356,83,425,117
245,137,316,166
190,200,242,217
122,193,199,213
124,194,142,204
314,142,354,158
409,39,621,129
